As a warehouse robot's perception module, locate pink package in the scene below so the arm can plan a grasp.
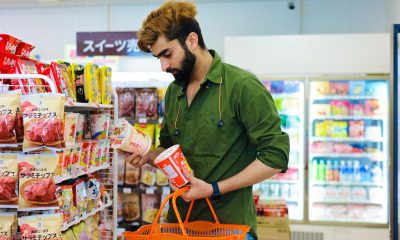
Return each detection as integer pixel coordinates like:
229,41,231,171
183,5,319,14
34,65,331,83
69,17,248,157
331,100,350,116
364,100,381,115
350,102,365,116
311,141,334,153
349,120,364,138
334,143,353,153
330,81,349,95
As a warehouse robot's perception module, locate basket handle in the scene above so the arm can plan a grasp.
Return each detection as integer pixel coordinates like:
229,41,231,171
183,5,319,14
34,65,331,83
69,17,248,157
148,186,221,237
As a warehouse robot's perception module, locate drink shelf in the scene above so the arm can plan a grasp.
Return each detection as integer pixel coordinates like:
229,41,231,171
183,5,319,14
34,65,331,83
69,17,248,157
309,153,386,159
310,137,385,142
310,181,383,187
310,95,381,101
311,115,385,120
311,199,384,205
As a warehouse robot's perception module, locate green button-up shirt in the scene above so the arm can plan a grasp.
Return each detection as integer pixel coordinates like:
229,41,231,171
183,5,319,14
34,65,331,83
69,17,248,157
159,50,289,238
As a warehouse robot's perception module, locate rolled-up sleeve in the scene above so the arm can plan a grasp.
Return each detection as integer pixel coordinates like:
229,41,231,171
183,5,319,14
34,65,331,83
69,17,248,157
237,76,290,172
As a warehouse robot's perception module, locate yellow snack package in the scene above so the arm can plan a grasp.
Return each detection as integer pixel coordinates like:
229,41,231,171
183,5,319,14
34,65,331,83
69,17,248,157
99,66,112,105
84,63,101,104
62,229,77,240
21,93,65,152
18,213,62,240
0,153,18,207
71,222,90,239
18,154,61,210
0,212,17,240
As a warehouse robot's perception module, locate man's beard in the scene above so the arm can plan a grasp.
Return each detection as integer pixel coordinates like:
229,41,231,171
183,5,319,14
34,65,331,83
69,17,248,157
167,45,196,88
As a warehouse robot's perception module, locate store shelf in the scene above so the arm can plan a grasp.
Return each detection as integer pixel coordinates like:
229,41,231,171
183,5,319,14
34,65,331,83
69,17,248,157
271,93,300,98
311,115,385,120
279,111,301,116
311,199,384,205
55,163,110,184
264,180,299,184
310,137,385,142
61,200,113,231
309,153,386,159
309,217,387,224
310,95,380,101
64,102,113,111
310,181,384,187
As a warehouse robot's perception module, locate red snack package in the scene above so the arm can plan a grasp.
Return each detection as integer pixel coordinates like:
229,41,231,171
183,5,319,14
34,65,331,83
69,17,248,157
14,58,46,94
0,153,18,207
21,93,65,152
18,213,62,240
35,61,52,92
50,62,69,95
0,34,20,54
0,52,18,73
116,88,135,120
135,88,158,121
0,91,20,145
15,41,35,58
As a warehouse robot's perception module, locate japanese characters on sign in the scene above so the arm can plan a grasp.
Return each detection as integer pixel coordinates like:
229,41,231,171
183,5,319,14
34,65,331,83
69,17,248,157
77,31,150,57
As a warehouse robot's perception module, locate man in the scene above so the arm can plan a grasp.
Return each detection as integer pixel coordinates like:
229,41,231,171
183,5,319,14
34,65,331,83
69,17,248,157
127,1,290,239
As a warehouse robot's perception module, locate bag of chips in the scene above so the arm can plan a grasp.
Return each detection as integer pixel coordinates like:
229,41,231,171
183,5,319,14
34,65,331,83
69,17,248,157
116,88,135,120
72,64,87,103
0,153,18,207
122,192,140,222
18,154,60,210
84,63,101,104
73,179,87,217
71,221,90,240
141,193,159,224
135,88,158,121
86,175,102,213
50,62,69,96
15,58,46,94
0,34,20,54
56,184,78,224
0,91,19,145
99,66,112,105
0,212,17,240
21,93,65,152
64,113,78,146
15,41,35,58
18,213,62,240
62,229,77,240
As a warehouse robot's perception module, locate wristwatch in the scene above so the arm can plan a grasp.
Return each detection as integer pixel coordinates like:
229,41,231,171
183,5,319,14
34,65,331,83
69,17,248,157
211,182,222,200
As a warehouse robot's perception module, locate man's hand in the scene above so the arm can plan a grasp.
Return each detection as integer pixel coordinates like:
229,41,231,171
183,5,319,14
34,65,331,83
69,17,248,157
170,171,213,202
119,151,150,167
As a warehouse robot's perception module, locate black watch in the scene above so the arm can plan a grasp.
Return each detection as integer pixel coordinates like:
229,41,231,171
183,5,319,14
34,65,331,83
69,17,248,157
211,182,222,200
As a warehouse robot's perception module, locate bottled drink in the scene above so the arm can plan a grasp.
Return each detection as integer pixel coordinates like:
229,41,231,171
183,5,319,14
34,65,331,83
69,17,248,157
326,160,332,182
346,161,354,183
311,159,319,181
371,162,383,183
353,160,361,183
360,163,371,183
339,160,347,182
318,160,326,182
332,160,340,181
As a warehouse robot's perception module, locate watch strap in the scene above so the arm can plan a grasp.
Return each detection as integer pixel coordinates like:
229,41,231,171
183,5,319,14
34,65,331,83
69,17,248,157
211,182,221,200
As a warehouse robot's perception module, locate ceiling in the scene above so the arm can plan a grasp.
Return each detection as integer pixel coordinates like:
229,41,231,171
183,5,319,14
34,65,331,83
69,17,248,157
0,0,284,8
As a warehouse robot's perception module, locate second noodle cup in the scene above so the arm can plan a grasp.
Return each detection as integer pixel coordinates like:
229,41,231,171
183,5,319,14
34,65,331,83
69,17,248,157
111,120,152,155
154,145,193,188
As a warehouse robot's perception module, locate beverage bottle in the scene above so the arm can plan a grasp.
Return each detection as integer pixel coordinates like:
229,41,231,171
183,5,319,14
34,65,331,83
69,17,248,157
311,159,319,181
353,160,361,183
326,160,332,182
371,162,383,183
332,160,340,181
339,160,346,182
347,161,354,183
360,163,371,183
318,160,326,182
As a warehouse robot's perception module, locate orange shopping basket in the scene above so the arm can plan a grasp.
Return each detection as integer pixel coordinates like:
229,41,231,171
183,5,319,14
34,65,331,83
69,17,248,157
123,187,250,240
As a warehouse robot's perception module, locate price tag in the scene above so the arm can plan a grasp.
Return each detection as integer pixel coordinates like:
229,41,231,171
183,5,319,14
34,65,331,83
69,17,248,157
138,118,147,124
146,186,156,194
123,188,132,194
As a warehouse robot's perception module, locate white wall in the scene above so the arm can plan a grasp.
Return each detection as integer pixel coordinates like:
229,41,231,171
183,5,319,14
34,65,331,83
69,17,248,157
0,0,397,61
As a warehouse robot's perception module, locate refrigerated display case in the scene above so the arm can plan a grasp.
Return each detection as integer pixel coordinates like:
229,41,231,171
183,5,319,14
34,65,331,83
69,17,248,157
308,77,389,224
254,80,305,221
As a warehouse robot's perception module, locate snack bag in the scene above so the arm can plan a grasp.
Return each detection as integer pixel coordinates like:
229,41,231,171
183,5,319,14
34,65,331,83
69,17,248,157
84,63,101,104
62,229,77,240
35,61,52,92
331,121,348,138
135,88,158,121
0,153,18,207
0,212,17,240
56,185,78,224
71,221,90,240
156,168,169,186
71,64,87,103
21,93,65,152
141,194,159,223
50,62,69,96
15,58,46,94
330,81,349,95
100,140,110,165
122,192,140,222
73,179,87,217
80,141,92,172
86,176,102,213
116,88,135,119
15,41,35,58
331,100,350,116
0,34,20,54
365,81,387,96
349,81,365,96
125,160,140,186
134,123,155,145
75,113,85,142
59,63,76,102
85,215,100,240
365,100,382,115
64,113,78,146
349,101,365,116
310,81,330,96
90,113,110,140
18,154,60,210
0,91,19,145
99,66,112,105
140,164,156,186
18,213,62,240
349,120,365,138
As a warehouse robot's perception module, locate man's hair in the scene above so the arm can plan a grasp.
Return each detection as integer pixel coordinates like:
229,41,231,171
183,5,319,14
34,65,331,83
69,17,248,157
137,0,206,53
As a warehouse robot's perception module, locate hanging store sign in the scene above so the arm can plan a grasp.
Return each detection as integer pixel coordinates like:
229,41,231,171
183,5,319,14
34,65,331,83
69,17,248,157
76,31,150,57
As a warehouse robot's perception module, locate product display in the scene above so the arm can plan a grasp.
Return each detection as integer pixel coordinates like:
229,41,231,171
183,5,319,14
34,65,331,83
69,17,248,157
308,79,388,223
18,213,63,240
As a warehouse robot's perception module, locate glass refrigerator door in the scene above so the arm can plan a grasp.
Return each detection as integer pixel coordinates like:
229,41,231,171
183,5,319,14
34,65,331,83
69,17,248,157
254,80,305,221
393,24,400,239
308,78,389,224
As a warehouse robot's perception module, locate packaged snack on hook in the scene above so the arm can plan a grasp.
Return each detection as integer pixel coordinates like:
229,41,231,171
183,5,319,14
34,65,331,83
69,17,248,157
84,63,101,104
15,41,35,58
0,212,17,240
0,34,20,54
0,91,19,145
0,153,18,207
18,213,62,240
99,66,112,105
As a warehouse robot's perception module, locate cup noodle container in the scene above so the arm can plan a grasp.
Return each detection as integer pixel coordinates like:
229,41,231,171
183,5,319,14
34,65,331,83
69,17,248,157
112,121,152,156
154,145,193,188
